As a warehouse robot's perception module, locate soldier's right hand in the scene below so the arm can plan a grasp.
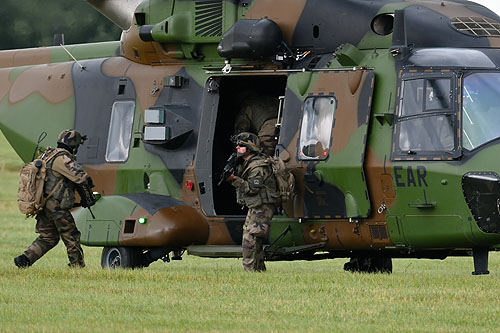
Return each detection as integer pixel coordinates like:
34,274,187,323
86,177,95,188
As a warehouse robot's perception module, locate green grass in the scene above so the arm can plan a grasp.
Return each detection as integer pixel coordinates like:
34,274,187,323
2,131,500,332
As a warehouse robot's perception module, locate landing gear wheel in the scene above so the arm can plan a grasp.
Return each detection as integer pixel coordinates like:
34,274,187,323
101,247,144,269
343,257,392,274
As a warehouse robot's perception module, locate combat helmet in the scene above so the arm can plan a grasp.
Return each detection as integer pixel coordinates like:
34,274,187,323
234,132,261,154
57,129,85,151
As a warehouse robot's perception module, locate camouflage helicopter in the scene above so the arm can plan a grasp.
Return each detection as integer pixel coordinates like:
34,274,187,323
2,0,500,274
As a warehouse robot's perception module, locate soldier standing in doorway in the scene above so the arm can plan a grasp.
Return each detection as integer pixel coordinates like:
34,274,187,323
226,132,279,271
14,129,93,268
234,94,279,156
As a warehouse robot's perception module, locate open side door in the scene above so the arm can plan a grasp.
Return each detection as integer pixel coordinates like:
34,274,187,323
278,69,374,218
195,74,288,217
194,77,220,217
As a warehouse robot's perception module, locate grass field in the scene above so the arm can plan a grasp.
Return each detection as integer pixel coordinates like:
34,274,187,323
1,132,500,332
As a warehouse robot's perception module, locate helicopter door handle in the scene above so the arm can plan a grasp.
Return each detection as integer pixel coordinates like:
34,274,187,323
408,202,436,208
313,170,324,186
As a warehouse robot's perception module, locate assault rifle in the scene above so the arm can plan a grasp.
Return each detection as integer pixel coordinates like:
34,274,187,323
218,152,237,186
75,177,97,219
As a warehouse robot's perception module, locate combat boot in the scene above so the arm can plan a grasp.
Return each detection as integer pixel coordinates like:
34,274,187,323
14,254,31,268
68,259,85,268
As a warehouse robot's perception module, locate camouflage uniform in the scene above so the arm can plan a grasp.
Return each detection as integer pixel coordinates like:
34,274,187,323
234,95,279,156
231,150,278,271
16,130,89,268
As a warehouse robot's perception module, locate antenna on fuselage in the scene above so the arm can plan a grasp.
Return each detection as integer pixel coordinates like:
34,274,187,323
53,33,65,46
59,44,86,71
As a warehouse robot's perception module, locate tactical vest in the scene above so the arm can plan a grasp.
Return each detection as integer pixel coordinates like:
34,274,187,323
235,154,278,208
44,148,76,210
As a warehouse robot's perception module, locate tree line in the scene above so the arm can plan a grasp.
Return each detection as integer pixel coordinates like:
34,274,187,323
0,0,121,50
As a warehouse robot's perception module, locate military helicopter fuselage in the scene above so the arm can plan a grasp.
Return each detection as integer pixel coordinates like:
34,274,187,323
2,0,500,273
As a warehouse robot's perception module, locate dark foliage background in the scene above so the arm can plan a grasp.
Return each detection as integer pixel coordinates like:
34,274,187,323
0,0,121,50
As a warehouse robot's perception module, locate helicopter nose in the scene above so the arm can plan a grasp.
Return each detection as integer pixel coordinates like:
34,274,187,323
462,172,500,234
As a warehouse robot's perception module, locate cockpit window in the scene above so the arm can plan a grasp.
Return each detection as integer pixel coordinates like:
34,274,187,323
398,115,454,152
395,77,456,156
298,97,336,160
463,73,500,150
401,78,451,116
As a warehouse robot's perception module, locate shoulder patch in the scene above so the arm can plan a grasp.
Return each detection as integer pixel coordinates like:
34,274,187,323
249,176,264,189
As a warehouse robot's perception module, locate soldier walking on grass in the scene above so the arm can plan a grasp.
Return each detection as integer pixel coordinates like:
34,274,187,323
226,132,278,271
14,129,93,268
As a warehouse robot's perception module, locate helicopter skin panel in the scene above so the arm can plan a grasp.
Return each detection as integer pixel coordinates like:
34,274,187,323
75,193,209,247
0,48,51,69
244,0,307,44
0,63,76,162
0,69,11,102
119,196,209,248
0,42,120,69
9,63,74,105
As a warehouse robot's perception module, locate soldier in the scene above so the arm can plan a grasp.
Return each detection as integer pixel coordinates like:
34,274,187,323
234,94,279,156
14,129,92,268
227,132,279,271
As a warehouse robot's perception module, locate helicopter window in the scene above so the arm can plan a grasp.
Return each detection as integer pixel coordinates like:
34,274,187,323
401,79,451,116
463,73,500,150
398,115,454,152
299,96,336,160
395,76,456,156
105,100,135,163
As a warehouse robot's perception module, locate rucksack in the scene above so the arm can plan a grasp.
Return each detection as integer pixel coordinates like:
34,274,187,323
267,156,296,204
18,149,64,216
243,155,296,204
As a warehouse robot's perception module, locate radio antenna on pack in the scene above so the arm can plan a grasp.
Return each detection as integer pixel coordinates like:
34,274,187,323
31,132,47,162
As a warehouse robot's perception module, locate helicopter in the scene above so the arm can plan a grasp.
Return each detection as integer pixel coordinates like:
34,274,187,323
1,0,500,274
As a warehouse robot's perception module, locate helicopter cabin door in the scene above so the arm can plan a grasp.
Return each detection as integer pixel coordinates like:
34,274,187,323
278,69,374,218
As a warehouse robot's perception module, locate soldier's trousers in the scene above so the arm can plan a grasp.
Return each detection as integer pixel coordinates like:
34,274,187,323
23,207,85,267
242,203,274,272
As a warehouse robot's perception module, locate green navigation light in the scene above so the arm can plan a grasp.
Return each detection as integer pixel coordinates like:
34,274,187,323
138,217,147,224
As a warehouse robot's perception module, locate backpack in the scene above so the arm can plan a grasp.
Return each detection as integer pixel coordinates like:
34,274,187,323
243,155,296,204
267,156,296,204
17,149,64,216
